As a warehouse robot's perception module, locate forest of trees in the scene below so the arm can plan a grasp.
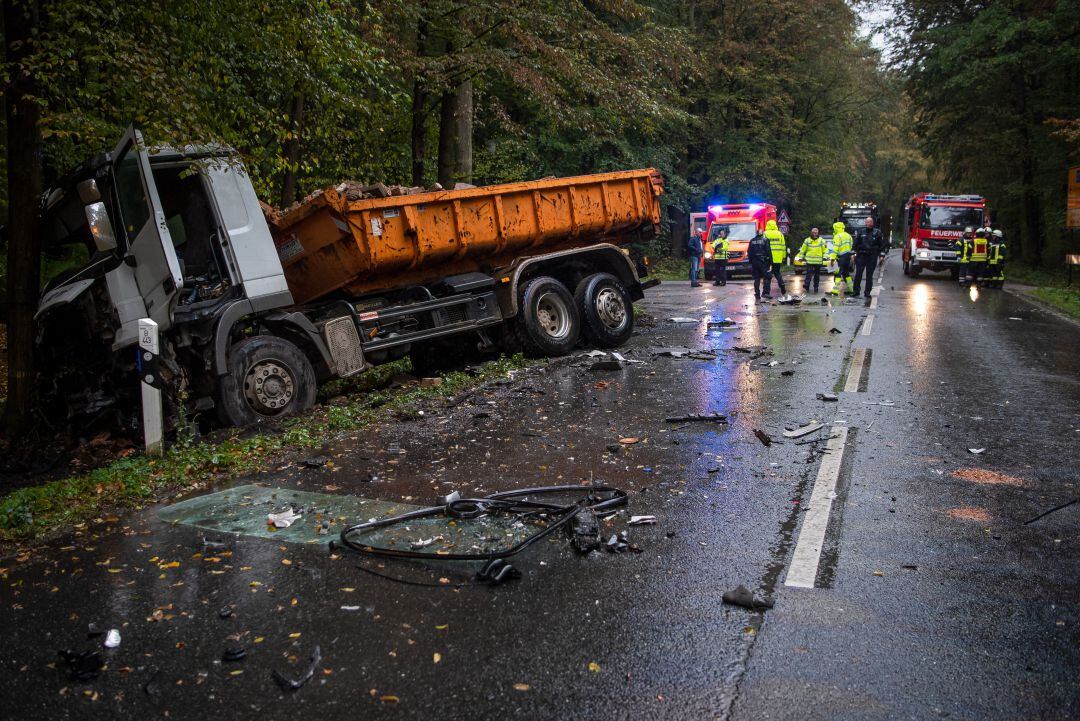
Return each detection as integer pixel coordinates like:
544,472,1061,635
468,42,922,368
1,0,1077,433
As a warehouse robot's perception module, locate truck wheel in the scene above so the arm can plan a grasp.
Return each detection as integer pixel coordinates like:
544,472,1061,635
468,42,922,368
219,336,316,426
575,272,634,348
909,264,922,278
510,276,581,357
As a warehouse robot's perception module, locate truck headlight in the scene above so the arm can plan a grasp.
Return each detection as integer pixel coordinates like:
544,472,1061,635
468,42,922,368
918,250,930,258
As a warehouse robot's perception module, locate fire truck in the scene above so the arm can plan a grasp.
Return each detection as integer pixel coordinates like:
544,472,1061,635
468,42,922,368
696,203,779,278
901,193,987,278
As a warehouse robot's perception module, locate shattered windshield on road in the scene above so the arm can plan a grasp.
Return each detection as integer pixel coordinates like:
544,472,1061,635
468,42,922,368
709,222,757,242
920,205,983,230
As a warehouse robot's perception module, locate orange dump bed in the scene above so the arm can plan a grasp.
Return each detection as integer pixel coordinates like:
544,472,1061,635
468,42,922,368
268,169,664,304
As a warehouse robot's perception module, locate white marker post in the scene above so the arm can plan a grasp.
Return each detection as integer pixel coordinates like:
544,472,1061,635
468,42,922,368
138,318,164,456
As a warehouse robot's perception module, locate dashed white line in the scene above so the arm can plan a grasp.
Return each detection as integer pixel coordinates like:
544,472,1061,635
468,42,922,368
869,295,878,309
862,314,874,336
785,426,850,588
843,349,867,392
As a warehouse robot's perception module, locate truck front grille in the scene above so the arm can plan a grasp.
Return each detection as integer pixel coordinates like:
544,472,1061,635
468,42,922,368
324,316,365,377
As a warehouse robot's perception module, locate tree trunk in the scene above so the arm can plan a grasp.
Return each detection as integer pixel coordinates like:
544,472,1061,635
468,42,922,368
437,78,473,187
279,82,305,208
411,19,431,186
3,0,44,437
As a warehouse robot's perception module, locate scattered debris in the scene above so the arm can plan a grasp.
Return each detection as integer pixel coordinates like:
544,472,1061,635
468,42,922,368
782,422,823,439
104,629,121,649
776,294,802,305
820,297,829,305
901,564,919,570
668,317,698,323
222,643,247,662
420,377,443,388
409,536,444,550
272,646,322,692
606,530,631,553
86,623,104,638
619,437,641,445
582,350,608,358
829,327,842,334
761,360,779,367
476,558,522,585
816,392,839,402
628,515,657,526
590,359,625,371
664,413,728,424
781,370,795,376
301,455,329,468
571,509,602,553
268,508,303,529
967,448,986,455
202,537,229,553
707,318,737,328
753,429,773,447
219,606,234,619
721,584,774,610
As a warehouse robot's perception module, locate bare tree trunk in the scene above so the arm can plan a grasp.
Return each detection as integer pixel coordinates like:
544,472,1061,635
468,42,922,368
279,82,305,208
437,78,473,187
3,0,43,437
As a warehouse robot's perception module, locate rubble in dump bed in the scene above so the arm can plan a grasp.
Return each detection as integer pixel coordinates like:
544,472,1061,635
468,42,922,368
266,180,482,221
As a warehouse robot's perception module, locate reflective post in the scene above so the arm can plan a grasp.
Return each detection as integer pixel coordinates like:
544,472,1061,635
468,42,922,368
138,318,164,456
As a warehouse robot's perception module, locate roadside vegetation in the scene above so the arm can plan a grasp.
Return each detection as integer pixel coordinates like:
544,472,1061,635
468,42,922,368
1002,263,1080,321
0,353,530,543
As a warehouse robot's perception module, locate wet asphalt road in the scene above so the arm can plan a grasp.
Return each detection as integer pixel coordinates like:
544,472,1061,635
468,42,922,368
1,259,1078,720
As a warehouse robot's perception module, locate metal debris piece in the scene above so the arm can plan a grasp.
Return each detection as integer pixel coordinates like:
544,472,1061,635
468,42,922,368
753,429,773,447
272,645,322,692
476,558,522,585
967,448,985,455
628,515,657,526
707,318,737,328
104,629,121,649
664,413,728,424
222,643,247,662
571,508,602,553
722,584,774,610
783,422,824,439
606,530,631,553
668,317,698,323
409,536,444,550
829,327,842,334
301,455,329,468
582,350,608,358
816,392,839,402
590,359,625,371
776,294,802,305
781,370,795,376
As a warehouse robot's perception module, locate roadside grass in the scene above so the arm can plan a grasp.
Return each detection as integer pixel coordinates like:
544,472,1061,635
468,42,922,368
1030,288,1080,320
0,353,531,544
1004,263,1080,321
649,255,689,281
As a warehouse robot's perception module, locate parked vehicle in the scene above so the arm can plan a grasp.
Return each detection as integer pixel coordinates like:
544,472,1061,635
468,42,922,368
699,203,779,278
901,193,987,278
35,126,663,427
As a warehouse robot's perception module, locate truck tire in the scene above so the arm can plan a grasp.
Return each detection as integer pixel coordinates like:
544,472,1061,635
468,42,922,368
507,276,581,357
909,264,922,278
219,336,317,426
575,272,634,348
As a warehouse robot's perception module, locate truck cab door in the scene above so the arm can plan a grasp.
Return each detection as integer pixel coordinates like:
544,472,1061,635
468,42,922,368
110,125,182,334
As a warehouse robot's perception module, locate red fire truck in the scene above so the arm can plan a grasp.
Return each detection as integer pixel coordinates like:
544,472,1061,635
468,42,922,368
697,203,779,278
902,193,987,278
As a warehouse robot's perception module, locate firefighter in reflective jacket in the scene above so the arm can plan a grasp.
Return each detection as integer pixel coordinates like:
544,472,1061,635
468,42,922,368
711,229,730,286
829,221,854,296
763,219,787,297
797,228,827,293
956,227,974,286
967,227,990,286
985,228,1006,287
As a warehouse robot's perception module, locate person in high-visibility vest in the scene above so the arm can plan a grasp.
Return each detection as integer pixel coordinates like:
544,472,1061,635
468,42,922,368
762,219,787,298
829,221,853,296
967,226,990,286
986,228,1006,287
797,227,827,294
711,229,730,286
956,227,974,286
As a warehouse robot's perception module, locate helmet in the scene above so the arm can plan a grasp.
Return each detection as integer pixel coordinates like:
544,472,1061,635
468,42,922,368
964,226,974,234
992,229,1003,238
975,227,987,236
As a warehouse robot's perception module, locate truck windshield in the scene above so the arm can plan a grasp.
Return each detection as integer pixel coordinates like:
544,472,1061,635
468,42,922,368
920,205,983,230
709,222,756,242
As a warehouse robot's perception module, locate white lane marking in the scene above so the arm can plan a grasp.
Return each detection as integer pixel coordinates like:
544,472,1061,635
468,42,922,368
785,426,850,588
843,349,867,392
869,296,878,309
870,287,881,296
862,314,874,336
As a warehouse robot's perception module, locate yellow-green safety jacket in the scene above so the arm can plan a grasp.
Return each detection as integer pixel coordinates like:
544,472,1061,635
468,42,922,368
988,241,1005,265
831,222,852,258
970,235,989,262
798,236,826,265
955,236,971,262
711,237,729,261
764,219,787,264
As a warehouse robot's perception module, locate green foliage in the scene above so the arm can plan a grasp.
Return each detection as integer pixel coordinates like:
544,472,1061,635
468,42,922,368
892,0,1080,265
1030,287,1080,320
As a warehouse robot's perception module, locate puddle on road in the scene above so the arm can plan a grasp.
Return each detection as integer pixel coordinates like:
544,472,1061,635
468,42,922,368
158,483,547,555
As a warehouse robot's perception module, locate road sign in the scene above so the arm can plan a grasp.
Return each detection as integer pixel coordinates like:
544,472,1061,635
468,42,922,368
778,209,791,234
1068,166,1080,229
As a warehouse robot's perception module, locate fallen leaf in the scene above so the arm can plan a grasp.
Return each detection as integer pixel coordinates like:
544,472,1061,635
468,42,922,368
588,662,601,673
281,559,292,566
380,695,400,704
513,683,530,692
288,632,301,639
619,437,640,445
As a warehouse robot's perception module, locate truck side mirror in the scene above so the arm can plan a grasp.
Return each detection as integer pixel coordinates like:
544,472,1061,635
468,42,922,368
85,201,118,252
77,178,102,204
